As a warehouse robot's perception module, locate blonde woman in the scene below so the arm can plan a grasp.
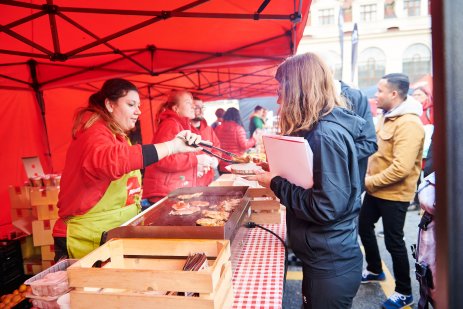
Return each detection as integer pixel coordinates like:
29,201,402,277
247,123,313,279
250,53,375,308
142,90,212,203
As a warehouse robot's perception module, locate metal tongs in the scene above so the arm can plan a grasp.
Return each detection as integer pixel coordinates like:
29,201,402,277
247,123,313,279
178,136,241,163
198,141,240,164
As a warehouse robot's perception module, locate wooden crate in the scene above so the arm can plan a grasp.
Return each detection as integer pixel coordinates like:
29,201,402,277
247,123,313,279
247,188,281,224
68,238,233,309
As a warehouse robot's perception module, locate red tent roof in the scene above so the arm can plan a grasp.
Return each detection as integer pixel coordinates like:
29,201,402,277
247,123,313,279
1,0,310,99
0,0,311,229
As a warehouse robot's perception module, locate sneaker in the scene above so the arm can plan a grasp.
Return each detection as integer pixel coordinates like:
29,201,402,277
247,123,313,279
382,292,414,308
361,269,386,283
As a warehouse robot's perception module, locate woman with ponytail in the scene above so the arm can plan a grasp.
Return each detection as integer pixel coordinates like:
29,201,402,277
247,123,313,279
53,79,202,260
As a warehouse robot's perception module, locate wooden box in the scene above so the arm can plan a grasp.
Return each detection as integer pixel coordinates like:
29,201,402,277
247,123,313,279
30,187,59,206
246,187,282,224
8,186,31,209
32,219,56,246
67,238,233,309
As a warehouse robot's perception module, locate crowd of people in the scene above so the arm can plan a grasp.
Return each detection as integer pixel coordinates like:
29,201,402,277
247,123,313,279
52,51,435,309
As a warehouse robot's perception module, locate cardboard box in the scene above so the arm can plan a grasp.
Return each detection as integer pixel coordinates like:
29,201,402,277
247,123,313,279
8,186,31,209
33,204,59,220
41,260,55,270
23,256,43,275
10,207,36,222
32,219,56,246
30,187,59,206
40,245,55,261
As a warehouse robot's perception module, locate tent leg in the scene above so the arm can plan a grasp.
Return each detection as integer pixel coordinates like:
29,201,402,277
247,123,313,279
27,59,53,172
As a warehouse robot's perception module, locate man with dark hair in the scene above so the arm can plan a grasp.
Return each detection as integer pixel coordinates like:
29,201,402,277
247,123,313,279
249,105,265,136
359,73,425,309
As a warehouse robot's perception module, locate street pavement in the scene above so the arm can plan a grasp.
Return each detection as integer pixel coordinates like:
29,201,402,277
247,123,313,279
282,207,423,308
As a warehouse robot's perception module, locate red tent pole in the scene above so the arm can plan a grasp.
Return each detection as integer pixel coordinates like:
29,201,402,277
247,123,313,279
28,59,53,172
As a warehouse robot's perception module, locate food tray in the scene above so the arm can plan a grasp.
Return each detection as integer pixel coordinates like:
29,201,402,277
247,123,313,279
25,259,77,297
67,238,233,309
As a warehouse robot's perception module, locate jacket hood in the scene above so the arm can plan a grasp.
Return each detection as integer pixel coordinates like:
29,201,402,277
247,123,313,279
385,95,423,118
320,107,367,142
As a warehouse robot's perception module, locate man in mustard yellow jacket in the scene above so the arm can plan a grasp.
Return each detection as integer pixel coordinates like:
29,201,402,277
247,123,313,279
358,73,425,309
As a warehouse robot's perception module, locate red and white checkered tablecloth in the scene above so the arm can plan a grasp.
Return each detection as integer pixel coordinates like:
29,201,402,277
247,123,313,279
232,212,287,308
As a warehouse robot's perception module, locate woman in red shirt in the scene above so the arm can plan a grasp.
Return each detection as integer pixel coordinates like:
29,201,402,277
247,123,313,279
142,90,212,202
53,79,202,260
214,107,256,174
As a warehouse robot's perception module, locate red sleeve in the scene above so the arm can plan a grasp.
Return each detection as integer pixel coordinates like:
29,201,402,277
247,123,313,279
80,125,143,182
152,119,198,172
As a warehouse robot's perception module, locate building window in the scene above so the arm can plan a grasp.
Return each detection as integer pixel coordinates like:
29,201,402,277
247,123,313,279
384,0,397,18
402,44,431,82
360,4,377,22
319,8,335,25
404,0,421,16
358,47,386,88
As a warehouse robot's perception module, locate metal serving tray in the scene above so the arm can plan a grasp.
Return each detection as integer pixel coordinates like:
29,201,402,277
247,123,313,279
105,186,251,244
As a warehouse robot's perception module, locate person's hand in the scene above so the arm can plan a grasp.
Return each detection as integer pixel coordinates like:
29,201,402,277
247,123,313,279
246,171,277,188
256,161,269,172
197,154,212,177
170,130,202,154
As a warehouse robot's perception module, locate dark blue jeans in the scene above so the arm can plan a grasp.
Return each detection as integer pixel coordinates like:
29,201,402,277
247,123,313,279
358,194,412,295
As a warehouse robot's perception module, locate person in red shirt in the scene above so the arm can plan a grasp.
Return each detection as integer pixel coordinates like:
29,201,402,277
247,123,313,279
52,79,202,260
214,107,256,174
191,97,221,186
142,90,212,202
412,87,434,125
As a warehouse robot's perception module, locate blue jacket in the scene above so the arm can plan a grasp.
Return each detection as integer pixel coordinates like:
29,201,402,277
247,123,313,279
340,81,378,191
270,107,367,278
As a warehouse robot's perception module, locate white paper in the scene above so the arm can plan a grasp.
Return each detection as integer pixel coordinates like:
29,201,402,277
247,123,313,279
262,134,313,189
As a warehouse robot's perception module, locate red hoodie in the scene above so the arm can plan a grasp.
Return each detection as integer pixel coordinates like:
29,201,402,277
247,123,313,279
53,119,143,237
142,110,198,199
214,120,255,173
193,119,221,186
420,100,434,125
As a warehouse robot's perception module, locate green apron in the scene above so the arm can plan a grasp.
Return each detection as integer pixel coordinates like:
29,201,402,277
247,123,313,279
67,169,142,259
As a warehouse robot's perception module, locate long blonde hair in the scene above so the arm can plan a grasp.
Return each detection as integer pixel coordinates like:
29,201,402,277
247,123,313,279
275,52,346,135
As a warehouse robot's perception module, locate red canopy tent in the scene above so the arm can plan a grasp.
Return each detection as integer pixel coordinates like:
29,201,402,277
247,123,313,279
0,0,311,227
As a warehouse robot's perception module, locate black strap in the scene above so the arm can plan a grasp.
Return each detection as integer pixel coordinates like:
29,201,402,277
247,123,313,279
416,262,434,309
418,211,433,231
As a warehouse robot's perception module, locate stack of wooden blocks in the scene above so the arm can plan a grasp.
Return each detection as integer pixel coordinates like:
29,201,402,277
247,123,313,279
9,185,60,274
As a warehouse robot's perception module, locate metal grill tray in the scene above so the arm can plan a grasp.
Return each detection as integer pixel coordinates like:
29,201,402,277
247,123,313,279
105,186,250,243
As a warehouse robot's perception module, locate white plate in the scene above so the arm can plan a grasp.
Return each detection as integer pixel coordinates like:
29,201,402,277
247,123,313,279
225,163,263,175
